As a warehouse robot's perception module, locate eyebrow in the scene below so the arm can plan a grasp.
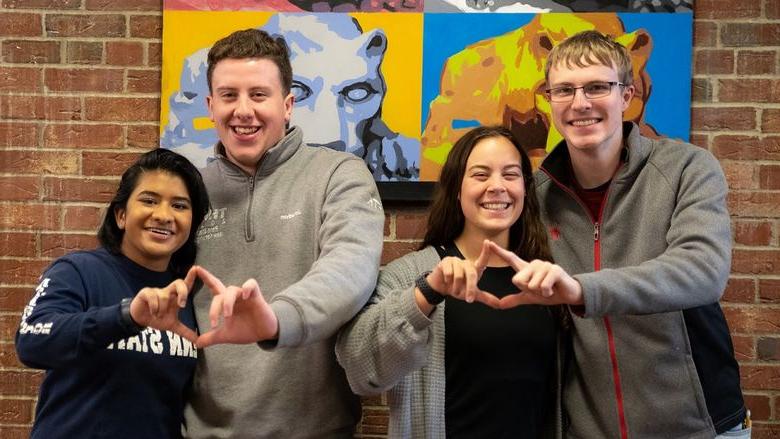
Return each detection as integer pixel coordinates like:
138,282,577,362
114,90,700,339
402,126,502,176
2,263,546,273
467,164,522,171
137,191,191,203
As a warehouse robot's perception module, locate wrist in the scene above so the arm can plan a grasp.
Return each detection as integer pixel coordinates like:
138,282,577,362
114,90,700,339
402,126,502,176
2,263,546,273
415,271,445,306
120,297,145,334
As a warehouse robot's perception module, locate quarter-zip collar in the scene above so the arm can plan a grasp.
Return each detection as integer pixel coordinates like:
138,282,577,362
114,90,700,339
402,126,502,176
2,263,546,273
212,126,304,179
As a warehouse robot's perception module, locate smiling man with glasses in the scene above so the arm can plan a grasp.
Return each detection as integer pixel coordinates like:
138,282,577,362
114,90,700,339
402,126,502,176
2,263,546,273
524,30,750,438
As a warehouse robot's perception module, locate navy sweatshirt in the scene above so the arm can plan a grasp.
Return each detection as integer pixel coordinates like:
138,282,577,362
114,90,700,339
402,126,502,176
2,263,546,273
15,248,198,439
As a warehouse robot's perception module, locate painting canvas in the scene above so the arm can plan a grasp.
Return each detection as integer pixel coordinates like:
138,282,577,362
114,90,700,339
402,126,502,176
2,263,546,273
160,1,693,198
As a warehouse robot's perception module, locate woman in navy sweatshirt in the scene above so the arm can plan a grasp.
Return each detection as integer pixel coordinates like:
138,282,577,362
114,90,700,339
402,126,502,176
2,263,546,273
15,148,209,439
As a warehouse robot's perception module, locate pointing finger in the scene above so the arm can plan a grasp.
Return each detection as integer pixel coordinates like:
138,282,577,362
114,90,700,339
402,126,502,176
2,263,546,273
486,240,528,272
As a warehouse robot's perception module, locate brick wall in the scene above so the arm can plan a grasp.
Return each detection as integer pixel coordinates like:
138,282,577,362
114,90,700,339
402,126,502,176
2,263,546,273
0,0,778,437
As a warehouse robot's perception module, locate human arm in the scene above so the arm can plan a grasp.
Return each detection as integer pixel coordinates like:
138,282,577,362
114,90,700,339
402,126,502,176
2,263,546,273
15,260,148,369
335,248,439,395
129,267,198,343
267,158,385,348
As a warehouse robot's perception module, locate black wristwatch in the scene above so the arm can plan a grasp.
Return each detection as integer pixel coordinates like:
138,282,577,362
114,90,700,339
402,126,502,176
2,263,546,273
120,297,145,333
415,271,445,305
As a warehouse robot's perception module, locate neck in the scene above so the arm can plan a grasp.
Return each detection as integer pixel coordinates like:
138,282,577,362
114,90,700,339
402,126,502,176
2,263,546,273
569,140,623,189
454,229,510,267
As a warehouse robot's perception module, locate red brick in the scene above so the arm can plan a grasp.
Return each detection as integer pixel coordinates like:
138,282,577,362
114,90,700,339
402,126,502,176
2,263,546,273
0,150,79,174
66,40,103,64
742,393,771,421
0,12,41,37
0,370,43,396
759,279,780,303
3,0,81,8
106,41,144,66
44,68,124,93
724,307,780,334
0,426,33,439
728,192,780,218
128,124,159,148
731,249,780,275
734,220,773,246
763,109,780,133
689,133,708,149
721,23,780,47
759,165,780,190
2,39,59,63
0,95,81,121
0,399,33,423
82,151,141,176
712,135,780,160
0,342,24,368
130,15,161,39
396,211,427,240
148,42,161,67
691,107,756,131
719,79,780,103
696,0,761,18
721,161,756,189
737,50,777,75
86,0,161,10
739,364,780,391
723,277,756,303
0,233,36,258
731,334,754,361
43,177,118,203
0,286,33,313
63,205,103,231
691,78,712,103
45,14,125,38
0,122,37,147
757,337,780,361
381,241,419,265
767,0,780,19
127,69,160,93
692,20,717,48
0,177,38,201
43,123,124,149
694,49,734,75
41,233,97,258
0,260,49,285
0,66,42,93
0,203,60,230
753,425,780,439
84,97,159,122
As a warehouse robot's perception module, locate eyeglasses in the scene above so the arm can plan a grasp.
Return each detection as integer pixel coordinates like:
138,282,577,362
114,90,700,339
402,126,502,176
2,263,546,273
544,81,624,103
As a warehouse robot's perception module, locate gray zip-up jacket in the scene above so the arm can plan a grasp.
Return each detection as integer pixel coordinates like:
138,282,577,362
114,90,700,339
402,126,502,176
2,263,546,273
537,123,745,438
184,126,385,438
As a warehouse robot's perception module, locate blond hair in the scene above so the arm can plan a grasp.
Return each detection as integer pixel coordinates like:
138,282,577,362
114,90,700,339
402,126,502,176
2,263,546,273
545,30,633,86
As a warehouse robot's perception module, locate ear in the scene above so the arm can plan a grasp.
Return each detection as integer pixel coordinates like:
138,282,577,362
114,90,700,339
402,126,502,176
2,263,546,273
114,206,126,230
206,94,214,123
284,92,294,124
358,28,388,60
621,84,635,112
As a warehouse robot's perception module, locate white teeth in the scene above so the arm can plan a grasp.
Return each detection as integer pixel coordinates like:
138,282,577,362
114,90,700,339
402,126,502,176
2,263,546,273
572,119,598,127
233,126,259,135
147,228,172,236
482,203,510,210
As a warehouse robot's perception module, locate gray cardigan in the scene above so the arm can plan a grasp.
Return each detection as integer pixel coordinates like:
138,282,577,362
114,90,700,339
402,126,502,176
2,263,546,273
336,246,562,439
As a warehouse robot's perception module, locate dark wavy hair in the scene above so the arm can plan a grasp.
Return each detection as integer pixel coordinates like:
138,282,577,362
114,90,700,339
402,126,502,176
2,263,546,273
97,149,210,277
421,126,552,263
206,28,292,95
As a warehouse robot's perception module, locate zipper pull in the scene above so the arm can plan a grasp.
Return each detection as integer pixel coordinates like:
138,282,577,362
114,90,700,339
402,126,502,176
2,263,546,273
594,222,600,241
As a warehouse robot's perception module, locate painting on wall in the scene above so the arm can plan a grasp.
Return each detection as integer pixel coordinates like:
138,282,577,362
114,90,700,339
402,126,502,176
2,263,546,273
160,1,693,199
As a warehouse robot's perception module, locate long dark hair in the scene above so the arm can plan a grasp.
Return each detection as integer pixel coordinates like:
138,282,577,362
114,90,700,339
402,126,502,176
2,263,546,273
421,126,552,262
97,149,210,277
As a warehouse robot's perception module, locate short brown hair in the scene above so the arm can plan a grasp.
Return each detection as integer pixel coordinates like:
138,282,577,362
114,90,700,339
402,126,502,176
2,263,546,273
545,30,633,86
206,28,292,95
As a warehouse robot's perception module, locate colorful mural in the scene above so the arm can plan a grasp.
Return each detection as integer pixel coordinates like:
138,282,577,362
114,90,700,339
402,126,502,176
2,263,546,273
161,1,693,184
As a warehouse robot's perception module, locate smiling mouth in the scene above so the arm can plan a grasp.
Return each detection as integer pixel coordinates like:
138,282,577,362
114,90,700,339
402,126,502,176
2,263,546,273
570,118,600,127
481,202,511,211
146,227,174,237
232,126,260,135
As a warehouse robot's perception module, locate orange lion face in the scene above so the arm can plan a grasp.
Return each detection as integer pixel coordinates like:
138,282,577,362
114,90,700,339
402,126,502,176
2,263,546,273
420,13,654,179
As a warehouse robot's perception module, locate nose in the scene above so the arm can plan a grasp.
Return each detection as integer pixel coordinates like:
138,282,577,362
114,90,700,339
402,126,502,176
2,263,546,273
570,88,592,111
487,175,507,193
152,203,174,223
234,95,252,118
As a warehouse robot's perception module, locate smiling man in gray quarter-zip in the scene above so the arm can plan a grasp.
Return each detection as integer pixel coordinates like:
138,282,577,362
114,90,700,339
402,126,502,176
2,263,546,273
182,28,384,439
